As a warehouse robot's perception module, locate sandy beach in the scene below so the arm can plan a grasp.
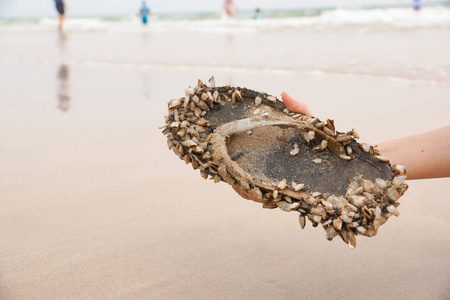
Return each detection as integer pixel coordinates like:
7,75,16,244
1,11,450,299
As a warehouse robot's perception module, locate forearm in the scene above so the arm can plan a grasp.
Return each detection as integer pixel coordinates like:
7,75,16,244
377,126,450,180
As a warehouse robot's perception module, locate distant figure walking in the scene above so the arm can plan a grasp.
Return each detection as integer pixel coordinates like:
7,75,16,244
55,0,66,31
413,0,421,11
140,1,151,25
253,8,261,20
224,0,236,18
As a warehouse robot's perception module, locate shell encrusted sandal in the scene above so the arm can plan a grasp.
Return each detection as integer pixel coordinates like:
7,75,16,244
161,77,408,248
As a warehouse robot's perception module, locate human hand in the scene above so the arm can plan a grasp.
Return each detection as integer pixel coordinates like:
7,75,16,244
281,92,313,116
233,92,312,202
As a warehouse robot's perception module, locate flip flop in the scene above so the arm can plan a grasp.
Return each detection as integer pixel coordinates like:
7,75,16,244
162,77,408,248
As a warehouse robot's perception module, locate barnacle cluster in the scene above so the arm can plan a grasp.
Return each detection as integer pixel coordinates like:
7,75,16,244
162,77,408,248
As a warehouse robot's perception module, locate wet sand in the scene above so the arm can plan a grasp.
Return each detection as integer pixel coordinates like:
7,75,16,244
1,29,450,86
0,61,449,299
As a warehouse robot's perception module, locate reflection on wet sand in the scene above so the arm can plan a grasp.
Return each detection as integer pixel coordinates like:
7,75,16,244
57,64,71,112
57,31,71,112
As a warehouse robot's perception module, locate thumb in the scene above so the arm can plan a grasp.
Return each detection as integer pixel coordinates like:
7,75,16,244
282,92,313,116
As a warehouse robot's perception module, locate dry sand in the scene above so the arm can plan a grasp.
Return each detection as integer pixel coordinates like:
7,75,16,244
0,61,449,299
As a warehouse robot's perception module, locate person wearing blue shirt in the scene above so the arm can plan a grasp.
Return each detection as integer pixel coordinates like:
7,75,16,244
140,2,151,25
253,8,261,20
413,0,421,10
54,0,66,31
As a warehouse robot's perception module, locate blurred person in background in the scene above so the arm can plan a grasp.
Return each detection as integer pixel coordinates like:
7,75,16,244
54,0,66,31
224,0,236,18
253,8,261,20
140,1,151,25
413,0,421,10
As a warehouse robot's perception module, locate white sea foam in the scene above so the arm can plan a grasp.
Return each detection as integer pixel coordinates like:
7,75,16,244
1,6,449,33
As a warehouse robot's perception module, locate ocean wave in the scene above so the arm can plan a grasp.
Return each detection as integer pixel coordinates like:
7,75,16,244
1,6,450,33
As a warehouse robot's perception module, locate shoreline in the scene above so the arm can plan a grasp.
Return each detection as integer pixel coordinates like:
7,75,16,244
1,28,449,86
2,58,450,89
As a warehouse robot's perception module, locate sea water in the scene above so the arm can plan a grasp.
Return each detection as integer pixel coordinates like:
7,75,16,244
0,5,449,86
1,6,449,33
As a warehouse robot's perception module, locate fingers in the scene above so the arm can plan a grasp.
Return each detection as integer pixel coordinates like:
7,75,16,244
282,92,313,116
233,184,262,203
